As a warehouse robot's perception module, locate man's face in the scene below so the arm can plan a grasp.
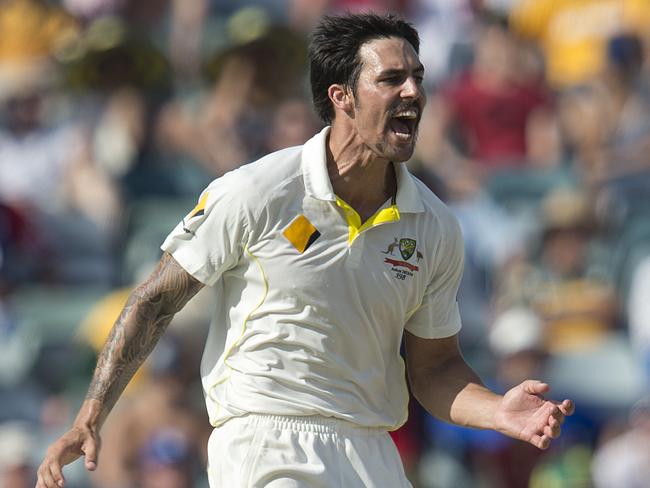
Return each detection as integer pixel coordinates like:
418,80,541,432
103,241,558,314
348,36,426,162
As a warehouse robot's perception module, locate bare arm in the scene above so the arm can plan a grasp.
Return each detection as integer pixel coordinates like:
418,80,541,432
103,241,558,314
405,331,497,428
404,331,574,450
36,252,204,488
86,251,203,415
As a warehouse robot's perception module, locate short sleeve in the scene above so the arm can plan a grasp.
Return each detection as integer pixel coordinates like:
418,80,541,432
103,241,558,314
161,177,249,286
405,215,464,339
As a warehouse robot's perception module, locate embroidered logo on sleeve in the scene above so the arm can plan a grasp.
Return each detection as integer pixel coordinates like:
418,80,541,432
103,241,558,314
182,191,210,236
283,214,320,253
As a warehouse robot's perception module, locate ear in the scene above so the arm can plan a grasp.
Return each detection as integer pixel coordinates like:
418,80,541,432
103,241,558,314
328,84,354,116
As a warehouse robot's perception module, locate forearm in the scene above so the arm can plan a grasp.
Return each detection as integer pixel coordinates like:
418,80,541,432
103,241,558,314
81,253,203,429
83,287,175,425
409,354,501,430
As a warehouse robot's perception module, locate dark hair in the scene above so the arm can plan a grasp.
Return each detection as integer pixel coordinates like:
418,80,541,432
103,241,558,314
308,13,420,124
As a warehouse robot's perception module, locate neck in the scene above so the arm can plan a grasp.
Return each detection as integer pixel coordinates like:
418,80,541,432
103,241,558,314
326,125,396,221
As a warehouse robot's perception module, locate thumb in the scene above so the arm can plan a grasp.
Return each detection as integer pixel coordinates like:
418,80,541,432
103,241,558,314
82,436,100,471
521,380,550,396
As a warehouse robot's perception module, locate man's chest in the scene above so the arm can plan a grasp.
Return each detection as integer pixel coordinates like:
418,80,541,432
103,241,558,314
245,198,435,321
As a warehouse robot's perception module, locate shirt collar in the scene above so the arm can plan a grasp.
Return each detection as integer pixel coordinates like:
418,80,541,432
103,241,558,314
302,126,336,201
393,161,425,213
301,126,424,213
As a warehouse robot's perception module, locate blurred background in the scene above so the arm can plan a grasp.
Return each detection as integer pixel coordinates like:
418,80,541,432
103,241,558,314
1,0,650,487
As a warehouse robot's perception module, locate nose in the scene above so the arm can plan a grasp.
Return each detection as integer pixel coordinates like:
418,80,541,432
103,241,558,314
401,76,421,100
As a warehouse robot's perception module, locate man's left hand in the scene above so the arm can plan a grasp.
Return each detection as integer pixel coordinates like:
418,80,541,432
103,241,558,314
494,380,574,449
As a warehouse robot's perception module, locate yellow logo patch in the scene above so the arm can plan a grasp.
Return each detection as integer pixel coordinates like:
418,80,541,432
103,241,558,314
182,191,210,237
189,191,209,218
283,215,320,253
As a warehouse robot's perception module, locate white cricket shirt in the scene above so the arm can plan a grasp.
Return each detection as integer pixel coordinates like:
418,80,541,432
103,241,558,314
161,127,464,430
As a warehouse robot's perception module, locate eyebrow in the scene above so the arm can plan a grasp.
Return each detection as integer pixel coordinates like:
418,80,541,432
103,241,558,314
379,65,425,77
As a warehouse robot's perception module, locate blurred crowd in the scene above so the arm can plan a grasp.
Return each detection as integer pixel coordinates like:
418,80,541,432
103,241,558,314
2,0,650,487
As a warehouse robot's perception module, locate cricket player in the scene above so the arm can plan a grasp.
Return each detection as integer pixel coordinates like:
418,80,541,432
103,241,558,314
36,12,573,488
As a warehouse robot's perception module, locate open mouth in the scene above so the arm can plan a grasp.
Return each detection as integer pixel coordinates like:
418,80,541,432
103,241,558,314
388,109,418,141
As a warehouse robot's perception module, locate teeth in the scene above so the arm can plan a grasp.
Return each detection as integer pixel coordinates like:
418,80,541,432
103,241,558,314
394,109,417,119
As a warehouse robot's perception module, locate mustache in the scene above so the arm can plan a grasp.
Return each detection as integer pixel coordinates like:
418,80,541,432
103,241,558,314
389,102,420,117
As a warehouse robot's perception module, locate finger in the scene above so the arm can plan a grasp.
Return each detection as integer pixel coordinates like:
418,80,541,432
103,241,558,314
547,402,563,418
542,424,554,439
521,401,554,439
537,401,558,424
544,416,561,439
82,437,99,471
547,399,573,423
530,433,551,450
559,399,575,416
38,464,58,488
49,460,66,487
36,465,48,488
36,464,50,488
521,380,550,396
552,412,565,426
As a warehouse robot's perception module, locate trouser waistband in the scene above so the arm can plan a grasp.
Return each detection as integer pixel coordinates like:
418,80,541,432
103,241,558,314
236,413,388,437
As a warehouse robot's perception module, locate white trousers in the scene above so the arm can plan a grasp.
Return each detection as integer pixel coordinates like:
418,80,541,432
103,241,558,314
207,414,412,487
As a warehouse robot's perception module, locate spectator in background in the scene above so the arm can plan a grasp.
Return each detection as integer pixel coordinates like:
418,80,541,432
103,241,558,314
407,0,478,89
489,306,547,390
89,361,208,488
556,84,611,189
154,51,254,186
156,27,310,188
137,428,197,488
413,15,549,193
0,421,35,488
264,96,322,153
603,35,650,150
60,14,180,201
591,397,650,488
510,0,650,89
627,254,650,386
0,0,124,284
167,0,208,84
0,0,78,64
89,86,150,192
494,188,618,354
0,62,78,210
0,202,43,287
0,62,120,284
483,307,550,488
439,18,548,170
554,33,650,191
593,33,650,180
287,0,333,32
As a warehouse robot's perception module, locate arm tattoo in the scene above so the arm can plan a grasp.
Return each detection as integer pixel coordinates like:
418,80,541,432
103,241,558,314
86,252,204,414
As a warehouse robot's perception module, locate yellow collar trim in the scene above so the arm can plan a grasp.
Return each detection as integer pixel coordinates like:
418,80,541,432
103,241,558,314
336,197,400,244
